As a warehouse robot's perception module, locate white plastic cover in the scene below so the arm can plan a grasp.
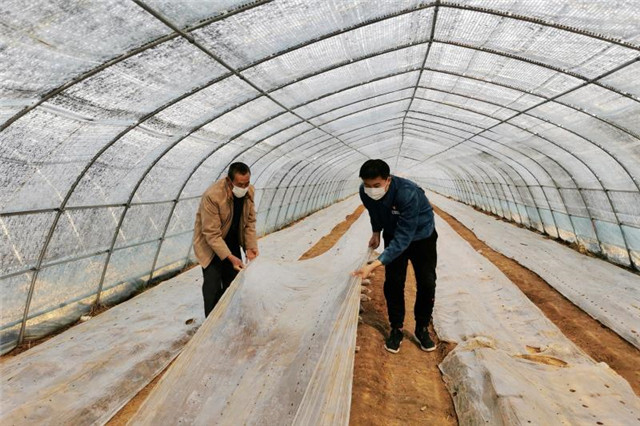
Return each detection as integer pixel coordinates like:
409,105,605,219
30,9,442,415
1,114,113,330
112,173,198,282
0,197,364,425
129,213,371,425
427,189,640,349
434,214,640,425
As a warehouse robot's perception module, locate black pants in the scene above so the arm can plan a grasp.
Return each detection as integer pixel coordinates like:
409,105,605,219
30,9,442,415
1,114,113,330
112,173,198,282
383,230,438,330
201,245,241,317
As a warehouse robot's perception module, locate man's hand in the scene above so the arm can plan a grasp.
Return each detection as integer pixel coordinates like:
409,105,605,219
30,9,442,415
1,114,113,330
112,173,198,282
352,259,382,279
368,232,381,249
246,248,259,261
227,254,245,271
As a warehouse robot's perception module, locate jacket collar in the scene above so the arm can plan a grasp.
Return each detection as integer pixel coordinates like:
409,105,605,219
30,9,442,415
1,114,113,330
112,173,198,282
381,175,397,208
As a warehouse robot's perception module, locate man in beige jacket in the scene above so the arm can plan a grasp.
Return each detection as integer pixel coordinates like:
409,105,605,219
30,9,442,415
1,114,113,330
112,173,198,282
193,162,259,317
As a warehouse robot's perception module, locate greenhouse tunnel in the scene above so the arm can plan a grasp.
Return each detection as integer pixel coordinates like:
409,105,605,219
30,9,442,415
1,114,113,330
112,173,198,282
1,0,639,359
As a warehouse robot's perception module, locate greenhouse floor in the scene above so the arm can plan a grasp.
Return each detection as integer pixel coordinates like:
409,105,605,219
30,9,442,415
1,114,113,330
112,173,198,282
2,194,639,425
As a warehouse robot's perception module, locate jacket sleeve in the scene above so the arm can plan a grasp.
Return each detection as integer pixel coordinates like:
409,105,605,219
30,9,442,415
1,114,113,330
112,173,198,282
201,194,232,260
244,197,258,250
359,186,382,233
377,189,419,265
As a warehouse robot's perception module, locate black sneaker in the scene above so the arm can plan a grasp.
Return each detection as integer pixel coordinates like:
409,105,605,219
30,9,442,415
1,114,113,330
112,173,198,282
415,327,436,352
384,328,403,353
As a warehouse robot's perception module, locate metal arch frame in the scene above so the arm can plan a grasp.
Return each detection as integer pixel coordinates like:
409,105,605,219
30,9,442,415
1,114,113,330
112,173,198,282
172,128,358,273
403,121,469,145
427,135,586,243
5,0,637,132
14,81,283,342
439,157,527,224
415,56,640,166
440,1,640,51
3,3,636,224
144,117,325,281
434,163,482,210
179,147,351,263
13,55,629,279
130,0,368,159
443,160,530,226
281,163,331,225
406,99,588,246
404,85,636,261
202,106,410,231
258,146,353,230
402,78,640,228
430,163,505,217
402,126,536,227
399,120,555,234
403,125,510,219
10,4,640,341
260,159,306,232
325,127,531,228
144,117,331,282
5,16,637,219
5,40,634,223
263,149,364,232
131,62,640,290
266,128,402,226
0,0,274,132
237,133,343,214
394,0,441,169
296,100,412,140
430,39,639,101
247,133,350,212
332,117,405,142
294,148,375,219
406,89,635,236
341,126,405,151
403,114,480,138
272,162,328,227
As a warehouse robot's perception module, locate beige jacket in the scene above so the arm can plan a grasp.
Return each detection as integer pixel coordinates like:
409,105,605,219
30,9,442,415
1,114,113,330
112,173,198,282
193,178,258,268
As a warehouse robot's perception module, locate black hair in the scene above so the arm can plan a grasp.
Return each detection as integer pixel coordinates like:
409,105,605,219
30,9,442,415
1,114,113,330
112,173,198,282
228,162,251,180
359,159,390,180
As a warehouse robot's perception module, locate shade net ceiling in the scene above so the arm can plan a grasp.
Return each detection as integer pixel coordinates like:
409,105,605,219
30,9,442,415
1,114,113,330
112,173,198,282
1,0,639,353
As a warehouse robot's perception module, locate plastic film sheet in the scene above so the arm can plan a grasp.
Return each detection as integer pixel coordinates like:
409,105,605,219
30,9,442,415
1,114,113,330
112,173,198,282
1,0,640,378
427,190,640,349
0,197,365,424
433,213,640,425
129,213,371,425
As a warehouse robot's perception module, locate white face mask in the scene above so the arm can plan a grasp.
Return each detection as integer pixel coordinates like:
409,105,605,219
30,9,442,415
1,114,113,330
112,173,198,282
364,186,386,200
232,185,249,198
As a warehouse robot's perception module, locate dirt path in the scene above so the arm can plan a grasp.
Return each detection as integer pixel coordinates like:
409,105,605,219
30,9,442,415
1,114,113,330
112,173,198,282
433,205,640,397
301,204,457,423
350,263,457,425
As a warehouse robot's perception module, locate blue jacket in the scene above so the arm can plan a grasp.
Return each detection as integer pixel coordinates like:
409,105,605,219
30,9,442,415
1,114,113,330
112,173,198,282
359,176,435,265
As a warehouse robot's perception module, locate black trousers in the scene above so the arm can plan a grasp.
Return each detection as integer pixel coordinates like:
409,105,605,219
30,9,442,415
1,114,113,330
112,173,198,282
201,244,241,317
383,230,438,330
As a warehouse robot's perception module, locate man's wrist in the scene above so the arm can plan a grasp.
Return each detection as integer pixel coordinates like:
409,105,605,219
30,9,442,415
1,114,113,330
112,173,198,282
368,259,382,268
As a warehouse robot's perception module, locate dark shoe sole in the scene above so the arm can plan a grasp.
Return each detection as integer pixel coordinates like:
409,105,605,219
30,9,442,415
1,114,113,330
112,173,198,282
384,341,401,354
419,343,436,352
415,334,436,352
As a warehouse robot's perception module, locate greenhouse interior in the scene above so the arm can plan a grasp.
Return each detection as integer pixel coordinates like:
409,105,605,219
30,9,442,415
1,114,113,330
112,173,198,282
1,0,639,424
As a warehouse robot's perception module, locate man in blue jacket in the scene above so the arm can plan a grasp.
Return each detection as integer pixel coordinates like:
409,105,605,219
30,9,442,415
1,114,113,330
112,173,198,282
353,159,438,353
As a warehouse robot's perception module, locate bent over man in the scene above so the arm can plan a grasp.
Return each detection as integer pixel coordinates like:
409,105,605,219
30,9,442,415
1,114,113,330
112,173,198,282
353,159,438,353
193,162,259,317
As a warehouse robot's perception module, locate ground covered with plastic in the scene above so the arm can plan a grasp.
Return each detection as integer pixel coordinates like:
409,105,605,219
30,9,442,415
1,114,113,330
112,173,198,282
2,195,639,425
